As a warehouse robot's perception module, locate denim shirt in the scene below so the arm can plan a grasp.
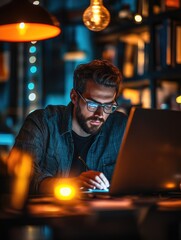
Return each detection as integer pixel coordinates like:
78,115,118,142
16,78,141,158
13,102,127,194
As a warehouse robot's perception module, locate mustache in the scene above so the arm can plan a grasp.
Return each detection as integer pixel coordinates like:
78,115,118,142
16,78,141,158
87,116,104,123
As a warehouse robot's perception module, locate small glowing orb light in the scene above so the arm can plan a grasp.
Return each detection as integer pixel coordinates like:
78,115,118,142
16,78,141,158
54,182,78,201
134,14,142,23
176,95,181,104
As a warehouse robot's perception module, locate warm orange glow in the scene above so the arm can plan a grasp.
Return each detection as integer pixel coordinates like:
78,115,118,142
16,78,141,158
164,182,176,189
157,200,181,208
166,0,180,8
122,89,140,104
11,155,32,210
7,148,33,210
0,23,61,42
54,182,78,201
83,0,110,31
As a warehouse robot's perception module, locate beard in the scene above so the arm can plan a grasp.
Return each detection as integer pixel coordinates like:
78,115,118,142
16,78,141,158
75,103,104,135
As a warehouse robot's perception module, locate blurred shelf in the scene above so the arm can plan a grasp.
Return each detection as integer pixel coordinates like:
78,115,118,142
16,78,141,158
94,6,181,108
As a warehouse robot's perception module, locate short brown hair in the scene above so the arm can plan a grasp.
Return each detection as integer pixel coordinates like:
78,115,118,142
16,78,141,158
73,59,122,98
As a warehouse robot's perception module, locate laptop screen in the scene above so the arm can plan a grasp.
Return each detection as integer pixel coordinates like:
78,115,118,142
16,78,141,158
110,107,181,196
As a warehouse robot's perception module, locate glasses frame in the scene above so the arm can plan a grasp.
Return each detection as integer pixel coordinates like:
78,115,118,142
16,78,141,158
76,90,118,114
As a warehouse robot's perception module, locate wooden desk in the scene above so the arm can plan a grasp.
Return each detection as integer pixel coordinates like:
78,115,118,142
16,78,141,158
0,195,181,240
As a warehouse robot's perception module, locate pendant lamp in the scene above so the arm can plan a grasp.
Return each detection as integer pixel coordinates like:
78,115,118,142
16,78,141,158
0,0,61,42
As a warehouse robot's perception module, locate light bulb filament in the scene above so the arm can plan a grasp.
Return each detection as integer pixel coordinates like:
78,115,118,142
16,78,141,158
92,7,101,24
83,0,110,32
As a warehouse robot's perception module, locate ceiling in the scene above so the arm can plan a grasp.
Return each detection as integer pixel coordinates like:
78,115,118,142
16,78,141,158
0,0,126,25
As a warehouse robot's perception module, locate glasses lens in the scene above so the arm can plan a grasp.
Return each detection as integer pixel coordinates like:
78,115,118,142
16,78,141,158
87,101,118,114
87,101,99,112
104,104,117,114
104,104,113,112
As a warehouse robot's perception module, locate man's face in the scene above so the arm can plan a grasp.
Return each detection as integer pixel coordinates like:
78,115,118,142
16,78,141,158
72,80,117,136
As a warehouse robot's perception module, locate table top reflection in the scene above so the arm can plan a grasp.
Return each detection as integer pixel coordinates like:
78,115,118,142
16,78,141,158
0,194,181,240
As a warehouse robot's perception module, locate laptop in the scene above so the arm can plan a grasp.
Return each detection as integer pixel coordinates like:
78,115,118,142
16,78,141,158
83,107,181,198
109,107,181,197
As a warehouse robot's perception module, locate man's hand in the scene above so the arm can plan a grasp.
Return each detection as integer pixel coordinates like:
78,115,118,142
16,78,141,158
77,170,110,190
38,172,110,194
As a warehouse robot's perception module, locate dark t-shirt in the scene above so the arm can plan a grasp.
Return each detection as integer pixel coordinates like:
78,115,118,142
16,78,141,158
69,131,97,176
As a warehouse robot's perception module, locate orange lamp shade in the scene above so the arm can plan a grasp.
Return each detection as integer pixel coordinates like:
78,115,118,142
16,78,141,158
0,0,61,42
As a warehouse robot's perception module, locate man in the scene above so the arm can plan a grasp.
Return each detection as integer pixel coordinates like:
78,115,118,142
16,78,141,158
9,59,127,194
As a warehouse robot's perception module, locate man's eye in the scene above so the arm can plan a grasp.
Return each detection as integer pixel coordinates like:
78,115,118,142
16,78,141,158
88,102,98,108
104,105,112,110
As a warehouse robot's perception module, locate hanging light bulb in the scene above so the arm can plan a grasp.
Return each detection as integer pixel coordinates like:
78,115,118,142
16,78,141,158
83,0,110,32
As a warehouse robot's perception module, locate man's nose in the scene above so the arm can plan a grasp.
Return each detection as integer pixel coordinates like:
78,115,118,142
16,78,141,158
94,106,104,116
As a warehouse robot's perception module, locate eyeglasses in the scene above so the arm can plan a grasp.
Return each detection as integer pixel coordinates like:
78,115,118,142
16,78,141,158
76,91,118,114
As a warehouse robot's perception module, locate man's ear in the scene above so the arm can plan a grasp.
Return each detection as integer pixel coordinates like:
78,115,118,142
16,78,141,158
70,89,77,104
